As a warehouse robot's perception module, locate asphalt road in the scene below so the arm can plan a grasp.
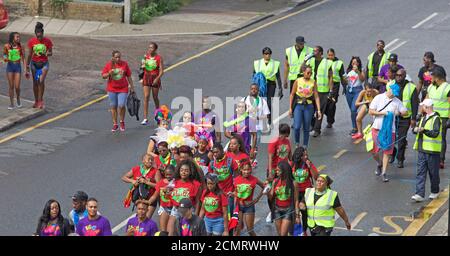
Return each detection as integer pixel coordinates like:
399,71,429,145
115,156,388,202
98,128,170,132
0,0,449,236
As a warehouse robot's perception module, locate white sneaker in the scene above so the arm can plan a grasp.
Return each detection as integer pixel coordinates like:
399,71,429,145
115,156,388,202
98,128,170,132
265,212,272,223
7,105,14,110
141,119,148,125
16,103,22,108
429,193,439,199
411,194,425,202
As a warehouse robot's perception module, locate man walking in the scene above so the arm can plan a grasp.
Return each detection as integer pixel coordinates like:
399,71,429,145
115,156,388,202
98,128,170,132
391,69,419,168
305,46,333,137
366,40,391,89
418,52,447,101
425,66,450,169
171,198,207,236
377,54,404,93
326,48,347,128
412,99,442,202
284,36,313,94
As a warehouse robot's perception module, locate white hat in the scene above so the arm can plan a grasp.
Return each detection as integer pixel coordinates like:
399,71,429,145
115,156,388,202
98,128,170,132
420,99,433,107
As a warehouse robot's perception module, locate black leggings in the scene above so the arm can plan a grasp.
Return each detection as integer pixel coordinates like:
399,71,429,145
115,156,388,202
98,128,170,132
266,81,276,124
298,191,307,232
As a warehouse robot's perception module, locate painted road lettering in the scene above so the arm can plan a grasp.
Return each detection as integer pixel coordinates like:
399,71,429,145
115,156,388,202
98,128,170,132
372,216,413,235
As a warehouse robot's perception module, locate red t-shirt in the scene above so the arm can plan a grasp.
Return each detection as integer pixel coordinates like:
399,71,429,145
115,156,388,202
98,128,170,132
273,178,292,208
102,60,131,93
226,151,249,171
27,37,53,63
234,175,257,204
292,162,318,192
154,179,172,208
170,179,201,207
143,54,161,76
201,191,228,219
268,137,291,171
208,157,238,194
131,165,158,196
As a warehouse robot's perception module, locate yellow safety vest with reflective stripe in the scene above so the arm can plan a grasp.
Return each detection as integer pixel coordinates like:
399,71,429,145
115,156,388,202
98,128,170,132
305,188,337,228
413,114,442,153
387,82,416,118
307,58,332,93
363,124,373,152
254,58,280,82
286,45,313,80
332,59,344,83
367,51,391,78
427,82,450,118
295,77,315,105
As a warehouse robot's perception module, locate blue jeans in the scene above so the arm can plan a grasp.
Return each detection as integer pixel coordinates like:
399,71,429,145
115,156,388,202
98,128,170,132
107,92,128,108
345,86,363,129
204,217,224,235
293,103,314,147
416,151,440,197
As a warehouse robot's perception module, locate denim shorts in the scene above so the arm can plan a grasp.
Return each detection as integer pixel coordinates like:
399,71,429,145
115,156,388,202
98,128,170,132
239,204,255,214
157,206,173,216
6,62,21,73
204,216,224,235
273,206,293,220
170,206,195,217
107,92,128,107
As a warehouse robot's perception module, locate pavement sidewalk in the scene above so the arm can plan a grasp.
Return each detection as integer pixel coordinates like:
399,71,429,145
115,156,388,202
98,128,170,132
3,0,308,37
426,209,448,236
0,95,44,132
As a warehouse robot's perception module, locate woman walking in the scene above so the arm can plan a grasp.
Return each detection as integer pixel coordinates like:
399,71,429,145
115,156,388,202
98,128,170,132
351,83,379,139
34,199,70,236
289,66,321,148
344,56,365,135
102,50,135,132
140,42,164,125
25,22,53,109
269,161,298,236
3,32,25,110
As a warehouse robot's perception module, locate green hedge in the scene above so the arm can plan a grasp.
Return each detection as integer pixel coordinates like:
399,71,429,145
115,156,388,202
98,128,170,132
131,0,183,24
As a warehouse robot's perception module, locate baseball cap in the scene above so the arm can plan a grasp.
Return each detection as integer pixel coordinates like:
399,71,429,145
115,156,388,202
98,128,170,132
420,99,433,107
71,191,88,202
179,198,193,208
295,36,305,44
388,53,398,62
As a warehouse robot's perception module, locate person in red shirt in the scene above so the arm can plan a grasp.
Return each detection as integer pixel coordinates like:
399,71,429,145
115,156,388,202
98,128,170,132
167,160,202,236
226,135,250,172
233,159,267,236
146,165,175,232
101,50,135,132
269,160,298,236
153,141,177,176
121,153,160,218
3,32,25,110
25,22,53,109
209,143,238,215
199,173,229,236
140,42,164,125
266,123,292,222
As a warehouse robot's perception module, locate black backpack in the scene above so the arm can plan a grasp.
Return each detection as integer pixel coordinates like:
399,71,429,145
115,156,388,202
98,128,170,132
127,92,141,121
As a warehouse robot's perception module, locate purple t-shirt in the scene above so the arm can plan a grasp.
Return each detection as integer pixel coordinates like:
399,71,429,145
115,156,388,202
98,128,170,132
379,64,404,80
125,216,158,236
226,114,254,153
76,216,112,236
195,110,219,142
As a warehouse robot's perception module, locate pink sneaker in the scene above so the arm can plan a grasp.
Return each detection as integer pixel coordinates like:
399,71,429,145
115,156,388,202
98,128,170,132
120,121,125,132
111,124,119,132
351,132,363,139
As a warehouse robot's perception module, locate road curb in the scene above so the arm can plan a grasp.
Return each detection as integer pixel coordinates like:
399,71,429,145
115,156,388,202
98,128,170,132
0,109,46,132
402,189,449,236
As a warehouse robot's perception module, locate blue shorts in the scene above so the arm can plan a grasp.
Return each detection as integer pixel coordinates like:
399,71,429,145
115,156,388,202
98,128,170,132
6,62,22,73
30,61,49,71
108,92,128,108
204,217,224,235
239,204,255,214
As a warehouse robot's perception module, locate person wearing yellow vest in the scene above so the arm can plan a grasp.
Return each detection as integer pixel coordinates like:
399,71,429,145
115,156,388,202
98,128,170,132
424,66,450,169
304,46,333,137
366,40,391,88
411,99,442,202
283,36,313,94
326,48,347,129
289,66,321,148
253,47,282,125
389,69,419,168
298,174,351,236
3,32,25,110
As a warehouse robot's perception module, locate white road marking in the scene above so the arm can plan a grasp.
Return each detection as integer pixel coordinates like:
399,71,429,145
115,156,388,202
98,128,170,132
0,170,9,176
351,212,368,230
389,40,408,52
334,226,363,231
272,111,290,124
412,12,438,29
112,214,134,234
384,38,399,50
